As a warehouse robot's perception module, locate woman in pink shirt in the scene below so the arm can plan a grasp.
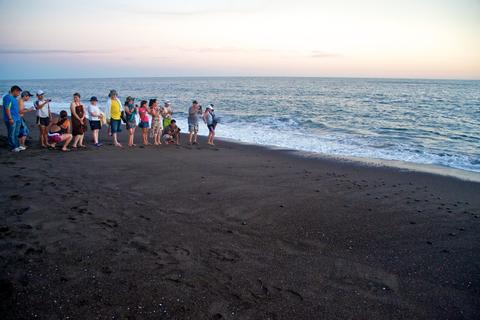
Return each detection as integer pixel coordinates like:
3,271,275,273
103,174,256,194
138,100,150,146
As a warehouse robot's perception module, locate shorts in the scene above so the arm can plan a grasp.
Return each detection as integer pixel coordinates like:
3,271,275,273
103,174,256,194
139,121,150,129
47,133,62,143
162,134,173,142
110,119,122,133
188,123,199,133
126,120,136,130
37,116,50,127
207,124,216,132
19,118,29,138
89,120,101,130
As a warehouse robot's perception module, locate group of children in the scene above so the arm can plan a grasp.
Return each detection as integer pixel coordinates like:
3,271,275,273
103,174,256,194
2,86,219,152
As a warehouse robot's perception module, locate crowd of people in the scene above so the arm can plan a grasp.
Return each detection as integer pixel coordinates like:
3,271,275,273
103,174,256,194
1,86,219,152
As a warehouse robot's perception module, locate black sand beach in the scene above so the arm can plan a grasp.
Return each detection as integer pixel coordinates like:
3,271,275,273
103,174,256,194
1,113,479,319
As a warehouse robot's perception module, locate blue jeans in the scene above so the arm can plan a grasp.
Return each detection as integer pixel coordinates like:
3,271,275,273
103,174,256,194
5,120,21,150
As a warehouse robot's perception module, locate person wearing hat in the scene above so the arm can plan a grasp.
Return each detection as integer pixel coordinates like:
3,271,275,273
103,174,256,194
34,90,52,148
88,96,103,147
203,104,218,146
2,85,23,152
160,100,173,129
18,91,36,149
105,89,123,147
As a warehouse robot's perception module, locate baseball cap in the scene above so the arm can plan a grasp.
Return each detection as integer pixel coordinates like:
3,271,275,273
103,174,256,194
90,96,98,101
206,104,214,110
37,90,45,96
164,100,171,105
21,91,33,98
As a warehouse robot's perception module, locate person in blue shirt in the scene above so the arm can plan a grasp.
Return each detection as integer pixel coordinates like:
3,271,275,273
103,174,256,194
2,85,23,152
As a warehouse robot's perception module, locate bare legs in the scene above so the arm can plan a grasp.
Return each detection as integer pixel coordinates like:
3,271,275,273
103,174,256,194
153,128,161,145
113,133,122,147
39,125,48,147
72,134,84,148
207,130,215,145
142,128,149,146
19,136,26,148
128,128,136,147
92,129,99,145
188,131,198,145
50,134,72,151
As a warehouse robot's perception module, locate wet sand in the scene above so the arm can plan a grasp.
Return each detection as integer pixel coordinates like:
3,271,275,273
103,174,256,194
1,113,479,319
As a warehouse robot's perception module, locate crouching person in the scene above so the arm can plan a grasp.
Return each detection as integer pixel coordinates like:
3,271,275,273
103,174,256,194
47,110,72,152
162,119,181,145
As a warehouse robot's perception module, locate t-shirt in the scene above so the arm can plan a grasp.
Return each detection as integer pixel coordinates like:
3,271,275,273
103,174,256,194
161,105,172,119
110,99,121,120
139,106,149,122
206,110,216,125
125,104,136,122
2,94,20,122
163,124,180,135
88,104,101,121
188,106,201,125
35,99,50,118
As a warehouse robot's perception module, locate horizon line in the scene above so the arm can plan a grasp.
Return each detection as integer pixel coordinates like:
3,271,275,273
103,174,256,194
1,75,479,82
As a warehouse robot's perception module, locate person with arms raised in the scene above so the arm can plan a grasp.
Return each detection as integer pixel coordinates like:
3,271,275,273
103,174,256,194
124,96,138,147
188,100,202,145
35,90,51,148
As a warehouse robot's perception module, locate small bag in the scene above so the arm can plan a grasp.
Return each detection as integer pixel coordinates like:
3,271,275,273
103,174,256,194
120,111,127,124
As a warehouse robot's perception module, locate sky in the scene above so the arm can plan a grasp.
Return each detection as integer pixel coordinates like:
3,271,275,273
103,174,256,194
0,0,479,80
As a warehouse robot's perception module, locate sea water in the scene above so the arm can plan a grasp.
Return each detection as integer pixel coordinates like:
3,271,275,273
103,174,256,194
1,77,479,176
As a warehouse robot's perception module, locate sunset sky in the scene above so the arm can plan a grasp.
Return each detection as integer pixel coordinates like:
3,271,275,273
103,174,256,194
1,0,479,80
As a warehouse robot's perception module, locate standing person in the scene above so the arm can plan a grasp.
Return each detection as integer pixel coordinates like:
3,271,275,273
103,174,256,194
138,100,150,146
70,92,86,149
188,100,202,145
105,89,123,147
18,91,36,149
149,99,162,146
124,96,137,147
2,85,23,152
203,104,218,146
160,100,173,129
35,90,51,148
47,110,73,152
88,96,103,147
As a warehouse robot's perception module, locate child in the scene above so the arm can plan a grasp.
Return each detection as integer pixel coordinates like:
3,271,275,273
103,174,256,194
138,100,150,146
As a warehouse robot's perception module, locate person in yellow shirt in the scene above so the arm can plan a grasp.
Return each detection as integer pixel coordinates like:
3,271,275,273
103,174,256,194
105,89,123,147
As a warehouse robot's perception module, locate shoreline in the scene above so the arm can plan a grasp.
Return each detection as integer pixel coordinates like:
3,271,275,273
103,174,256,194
217,136,480,183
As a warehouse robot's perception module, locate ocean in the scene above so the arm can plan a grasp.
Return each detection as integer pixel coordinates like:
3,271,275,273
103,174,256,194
1,77,479,177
